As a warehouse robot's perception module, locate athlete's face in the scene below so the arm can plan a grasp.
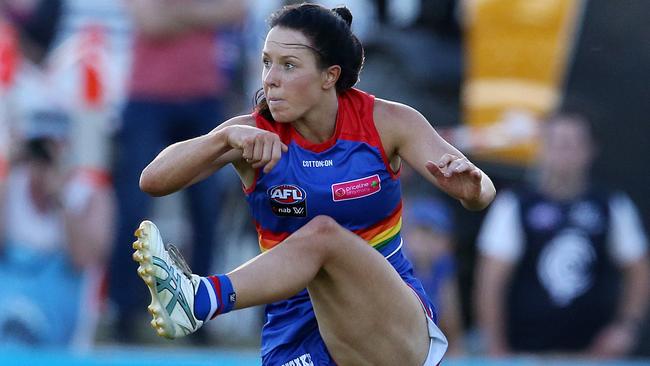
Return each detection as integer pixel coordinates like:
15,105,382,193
261,27,329,122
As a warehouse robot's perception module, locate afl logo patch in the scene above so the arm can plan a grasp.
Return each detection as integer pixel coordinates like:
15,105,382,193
267,184,307,217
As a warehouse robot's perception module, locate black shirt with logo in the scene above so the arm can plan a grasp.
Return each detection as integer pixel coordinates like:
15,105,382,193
506,187,620,351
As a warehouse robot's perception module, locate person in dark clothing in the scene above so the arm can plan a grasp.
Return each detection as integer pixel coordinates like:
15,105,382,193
475,112,649,358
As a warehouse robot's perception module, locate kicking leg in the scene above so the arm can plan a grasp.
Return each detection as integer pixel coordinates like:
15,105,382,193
133,217,442,365
226,216,435,366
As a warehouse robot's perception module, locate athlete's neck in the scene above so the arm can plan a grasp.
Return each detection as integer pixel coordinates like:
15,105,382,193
292,91,338,143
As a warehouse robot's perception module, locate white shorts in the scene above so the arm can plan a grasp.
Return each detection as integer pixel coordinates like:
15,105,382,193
409,287,448,365
422,315,448,365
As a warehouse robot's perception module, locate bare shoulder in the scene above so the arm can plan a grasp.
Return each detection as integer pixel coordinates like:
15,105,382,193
373,98,432,151
373,98,429,131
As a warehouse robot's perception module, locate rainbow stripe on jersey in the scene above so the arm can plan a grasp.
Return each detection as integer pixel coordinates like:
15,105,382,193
254,201,402,252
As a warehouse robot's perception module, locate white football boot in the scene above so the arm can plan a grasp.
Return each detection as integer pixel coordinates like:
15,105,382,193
132,220,203,339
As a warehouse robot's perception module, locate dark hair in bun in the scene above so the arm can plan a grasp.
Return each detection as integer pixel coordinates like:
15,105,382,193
255,3,364,121
332,6,353,27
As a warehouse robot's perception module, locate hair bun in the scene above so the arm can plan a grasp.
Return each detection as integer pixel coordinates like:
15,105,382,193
332,6,353,27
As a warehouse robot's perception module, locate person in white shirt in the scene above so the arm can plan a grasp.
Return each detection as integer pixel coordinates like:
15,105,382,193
475,111,649,358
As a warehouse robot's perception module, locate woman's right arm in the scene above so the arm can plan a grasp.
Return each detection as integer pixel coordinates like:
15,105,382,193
140,115,249,196
140,114,287,197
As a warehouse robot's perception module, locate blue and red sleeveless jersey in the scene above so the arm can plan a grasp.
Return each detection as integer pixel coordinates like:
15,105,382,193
245,88,434,355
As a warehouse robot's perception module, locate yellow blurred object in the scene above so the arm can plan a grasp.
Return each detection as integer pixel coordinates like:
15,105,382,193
462,0,584,164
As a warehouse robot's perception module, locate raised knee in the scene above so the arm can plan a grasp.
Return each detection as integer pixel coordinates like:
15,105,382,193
305,215,340,236
300,216,346,262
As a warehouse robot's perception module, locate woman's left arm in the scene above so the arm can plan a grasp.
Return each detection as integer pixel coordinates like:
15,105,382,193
374,99,495,211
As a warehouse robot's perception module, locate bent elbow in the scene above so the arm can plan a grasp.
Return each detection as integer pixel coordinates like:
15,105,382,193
139,169,165,197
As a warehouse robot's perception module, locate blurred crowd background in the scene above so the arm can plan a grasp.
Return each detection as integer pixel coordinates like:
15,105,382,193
1,0,649,364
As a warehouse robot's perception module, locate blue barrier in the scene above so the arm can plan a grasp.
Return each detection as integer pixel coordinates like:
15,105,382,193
0,347,648,366
0,347,261,366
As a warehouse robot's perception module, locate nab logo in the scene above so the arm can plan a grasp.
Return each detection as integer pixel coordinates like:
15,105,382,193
268,185,306,204
268,184,308,218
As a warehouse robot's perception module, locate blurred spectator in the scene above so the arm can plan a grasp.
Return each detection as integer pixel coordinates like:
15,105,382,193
0,133,112,349
0,121,7,262
0,0,115,350
0,16,11,247
109,0,246,342
0,0,114,345
49,0,133,175
403,196,465,355
0,0,61,65
474,112,650,358
1,0,63,149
